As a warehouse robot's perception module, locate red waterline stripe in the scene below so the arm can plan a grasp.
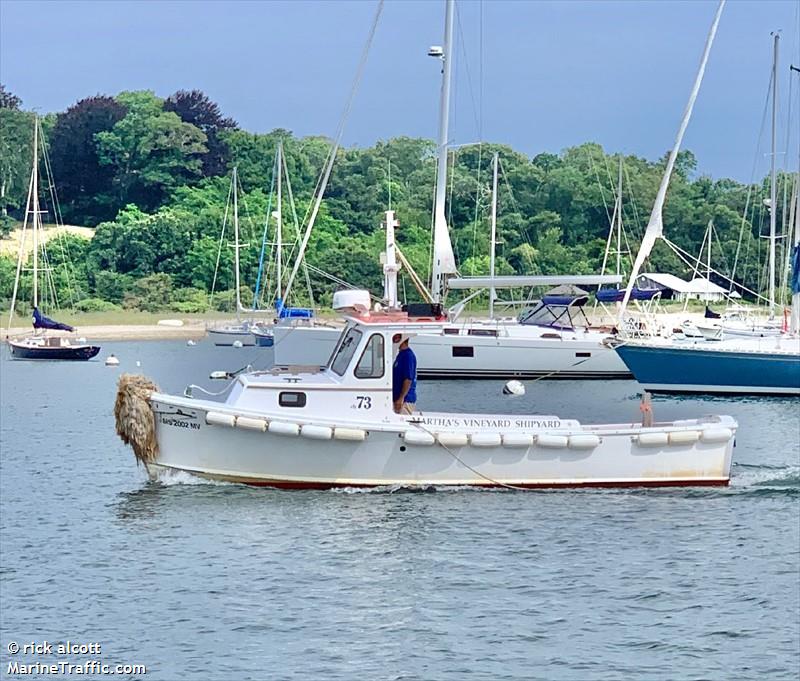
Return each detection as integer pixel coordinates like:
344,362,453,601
184,474,730,490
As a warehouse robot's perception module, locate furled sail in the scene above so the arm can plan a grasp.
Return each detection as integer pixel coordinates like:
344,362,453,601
33,307,74,332
619,0,725,319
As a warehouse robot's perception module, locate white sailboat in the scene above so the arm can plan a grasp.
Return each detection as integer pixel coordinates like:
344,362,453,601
274,0,628,378
207,167,270,346
7,116,100,361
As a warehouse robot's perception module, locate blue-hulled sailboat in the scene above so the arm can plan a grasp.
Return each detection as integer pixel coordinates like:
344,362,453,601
614,29,799,395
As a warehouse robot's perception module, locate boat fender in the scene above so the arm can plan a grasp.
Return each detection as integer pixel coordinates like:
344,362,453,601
469,433,502,448
236,416,267,432
635,432,669,447
301,424,333,440
334,427,366,442
403,430,435,446
536,434,568,449
206,411,236,428
568,434,601,450
668,430,700,445
268,421,300,437
437,432,469,448
114,373,160,465
502,433,533,448
700,427,733,444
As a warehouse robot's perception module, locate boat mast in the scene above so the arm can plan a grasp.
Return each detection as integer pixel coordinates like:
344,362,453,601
616,156,623,277
32,117,39,309
276,142,283,306
430,0,457,304
769,32,779,316
383,210,400,309
707,219,713,300
619,0,725,320
232,166,242,319
489,152,498,318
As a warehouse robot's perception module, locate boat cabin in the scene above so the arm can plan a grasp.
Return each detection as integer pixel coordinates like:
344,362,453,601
227,309,441,423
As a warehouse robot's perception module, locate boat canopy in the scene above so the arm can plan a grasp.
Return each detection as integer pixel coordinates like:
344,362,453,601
275,298,313,319
33,307,74,332
541,284,589,306
596,287,659,303
517,299,592,331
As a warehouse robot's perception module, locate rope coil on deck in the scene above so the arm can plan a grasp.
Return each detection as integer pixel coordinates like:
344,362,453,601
114,374,160,465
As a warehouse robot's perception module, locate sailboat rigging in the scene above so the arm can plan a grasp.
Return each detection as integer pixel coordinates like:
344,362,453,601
7,116,100,361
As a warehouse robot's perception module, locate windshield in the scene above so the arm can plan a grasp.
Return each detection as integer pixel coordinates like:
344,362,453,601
329,327,363,376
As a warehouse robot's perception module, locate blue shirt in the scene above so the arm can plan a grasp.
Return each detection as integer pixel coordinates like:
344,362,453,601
392,347,417,403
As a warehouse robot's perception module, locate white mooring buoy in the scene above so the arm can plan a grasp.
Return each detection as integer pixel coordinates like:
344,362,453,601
503,380,525,397
105,354,120,367
186,339,196,347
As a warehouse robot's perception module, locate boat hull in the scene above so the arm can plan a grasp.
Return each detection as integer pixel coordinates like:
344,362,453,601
148,396,735,489
207,329,256,346
273,325,630,379
615,342,800,395
9,341,100,361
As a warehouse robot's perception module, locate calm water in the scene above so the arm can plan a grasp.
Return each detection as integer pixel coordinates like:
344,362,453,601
1,340,798,680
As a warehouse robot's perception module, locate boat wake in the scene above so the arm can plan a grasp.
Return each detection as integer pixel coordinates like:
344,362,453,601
728,462,800,496
152,469,234,487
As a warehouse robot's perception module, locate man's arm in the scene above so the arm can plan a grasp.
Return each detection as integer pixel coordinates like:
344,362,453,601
394,378,412,412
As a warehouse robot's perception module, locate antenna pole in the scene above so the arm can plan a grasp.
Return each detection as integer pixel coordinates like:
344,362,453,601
489,152,498,319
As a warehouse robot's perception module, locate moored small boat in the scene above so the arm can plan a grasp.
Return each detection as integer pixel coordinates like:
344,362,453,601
9,335,100,361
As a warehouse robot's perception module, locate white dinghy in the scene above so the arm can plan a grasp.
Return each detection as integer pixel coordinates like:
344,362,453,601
116,294,737,490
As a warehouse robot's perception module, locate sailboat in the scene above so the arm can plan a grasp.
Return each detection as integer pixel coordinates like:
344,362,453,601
7,117,100,361
614,21,800,395
274,0,628,378
206,167,271,347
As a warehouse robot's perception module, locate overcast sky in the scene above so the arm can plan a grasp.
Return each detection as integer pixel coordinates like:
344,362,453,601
1,0,798,182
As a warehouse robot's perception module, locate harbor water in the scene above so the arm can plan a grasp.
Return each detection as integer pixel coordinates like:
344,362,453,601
1,340,798,680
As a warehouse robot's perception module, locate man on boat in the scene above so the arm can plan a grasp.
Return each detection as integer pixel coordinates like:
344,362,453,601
392,333,417,414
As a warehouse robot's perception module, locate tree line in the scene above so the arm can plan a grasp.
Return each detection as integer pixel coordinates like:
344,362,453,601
0,84,792,315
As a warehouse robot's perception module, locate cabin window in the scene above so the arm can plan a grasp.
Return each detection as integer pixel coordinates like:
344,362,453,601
279,391,307,408
330,328,363,376
452,346,474,358
575,352,591,358
443,328,460,335
354,334,385,379
468,328,498,337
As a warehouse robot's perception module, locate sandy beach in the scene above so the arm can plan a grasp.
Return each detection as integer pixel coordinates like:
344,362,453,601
2,320,208,341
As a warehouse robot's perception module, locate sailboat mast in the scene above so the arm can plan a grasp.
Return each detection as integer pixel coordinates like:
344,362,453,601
489,152,498,319
233,167,242,317
32,117,39,309
276,142,283,305
619,0,725,320
616,156,623,277
769,32,779,316
431,0,457,304
707,219,713,299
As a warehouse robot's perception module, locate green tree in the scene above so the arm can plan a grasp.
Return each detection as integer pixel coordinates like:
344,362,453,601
95,91,207,211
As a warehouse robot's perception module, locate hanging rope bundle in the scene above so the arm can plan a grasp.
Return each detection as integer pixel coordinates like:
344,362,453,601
115,374,160,465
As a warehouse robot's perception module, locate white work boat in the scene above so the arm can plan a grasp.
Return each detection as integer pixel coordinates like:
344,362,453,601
116,292,737,490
